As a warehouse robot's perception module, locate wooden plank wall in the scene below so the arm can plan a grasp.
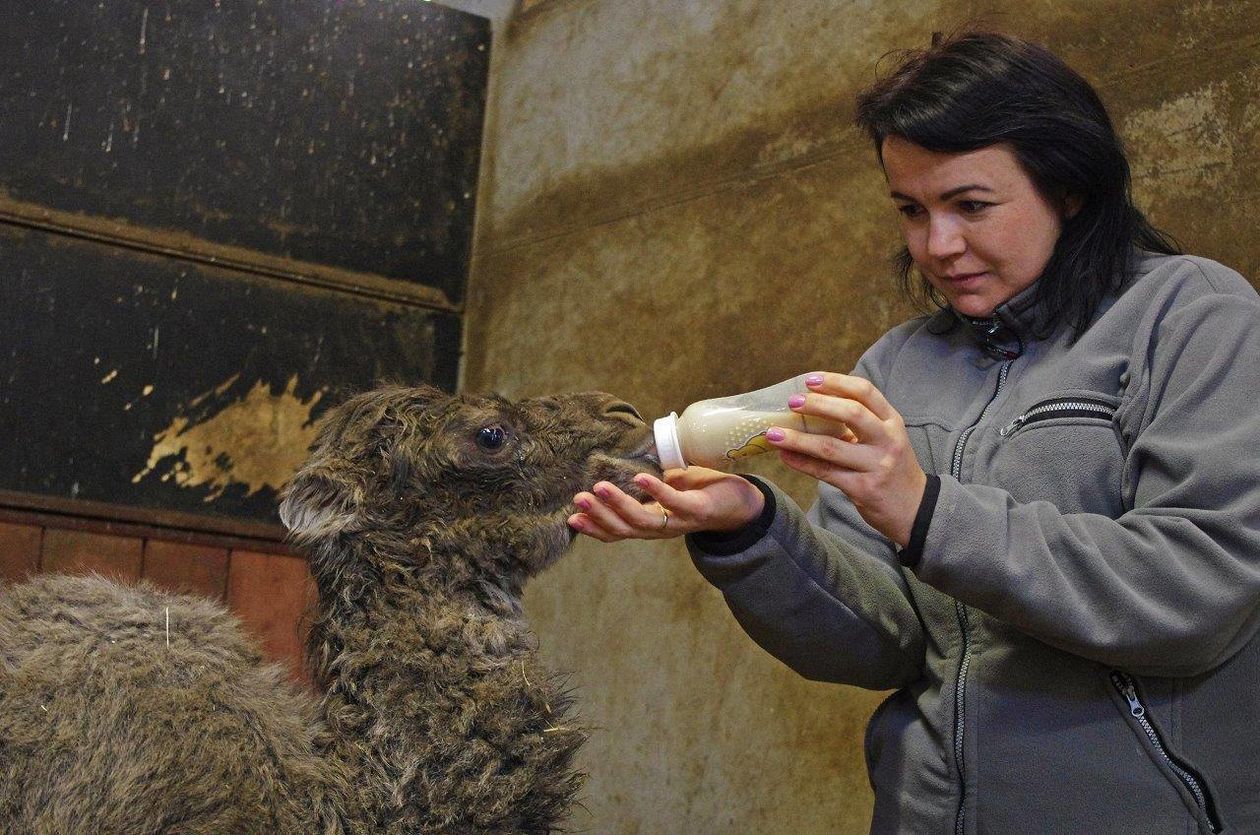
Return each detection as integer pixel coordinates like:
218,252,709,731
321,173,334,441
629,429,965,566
0,519,313,684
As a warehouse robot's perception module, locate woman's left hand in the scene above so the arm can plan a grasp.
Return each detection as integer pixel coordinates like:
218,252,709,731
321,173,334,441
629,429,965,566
768,372,927,547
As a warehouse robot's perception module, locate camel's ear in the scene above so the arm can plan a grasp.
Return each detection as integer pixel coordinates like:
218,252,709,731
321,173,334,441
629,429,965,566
279,465,362,545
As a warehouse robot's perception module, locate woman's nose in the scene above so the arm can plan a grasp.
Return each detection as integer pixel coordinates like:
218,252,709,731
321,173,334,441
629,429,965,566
926,216,966,259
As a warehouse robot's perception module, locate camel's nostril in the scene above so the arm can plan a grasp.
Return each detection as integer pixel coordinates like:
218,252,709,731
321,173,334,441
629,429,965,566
604,401,644,422
628,433,659,461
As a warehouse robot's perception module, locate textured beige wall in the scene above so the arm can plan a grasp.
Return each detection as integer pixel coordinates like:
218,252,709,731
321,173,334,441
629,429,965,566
463,1,1260,832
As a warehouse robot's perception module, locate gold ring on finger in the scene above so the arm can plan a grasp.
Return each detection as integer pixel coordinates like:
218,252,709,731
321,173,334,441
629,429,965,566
659,507,671,530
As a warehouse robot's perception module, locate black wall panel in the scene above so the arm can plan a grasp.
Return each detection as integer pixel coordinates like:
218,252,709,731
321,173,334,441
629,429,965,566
0,1,489,532
0,0,488,303
1,226,460,525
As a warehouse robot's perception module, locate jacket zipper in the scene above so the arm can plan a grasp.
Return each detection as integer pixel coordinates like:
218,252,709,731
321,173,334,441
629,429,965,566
1109,671,1223,833
998,397,1115,437
951,359,1015,835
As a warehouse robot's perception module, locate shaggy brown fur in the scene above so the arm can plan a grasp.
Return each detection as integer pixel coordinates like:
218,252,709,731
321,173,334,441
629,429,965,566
0,384,658,834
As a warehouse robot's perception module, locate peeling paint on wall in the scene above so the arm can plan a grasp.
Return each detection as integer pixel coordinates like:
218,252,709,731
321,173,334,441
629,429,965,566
132,375,325,501
1124,81,1235,192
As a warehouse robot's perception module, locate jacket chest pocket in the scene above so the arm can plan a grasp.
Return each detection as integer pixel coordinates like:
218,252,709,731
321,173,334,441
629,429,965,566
988,394,1126,516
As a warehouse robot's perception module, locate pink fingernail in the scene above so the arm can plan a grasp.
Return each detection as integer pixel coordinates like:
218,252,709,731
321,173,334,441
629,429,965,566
594,486,610,499
766,428,786,442
576,498,592,511
805,374,824,387
788,394,806,408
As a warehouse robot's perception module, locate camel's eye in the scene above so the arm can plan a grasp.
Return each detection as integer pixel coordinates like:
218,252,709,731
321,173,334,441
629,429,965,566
475,424,508,452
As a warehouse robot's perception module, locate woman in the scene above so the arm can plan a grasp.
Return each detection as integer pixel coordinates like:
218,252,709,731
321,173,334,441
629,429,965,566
570,32,1260,834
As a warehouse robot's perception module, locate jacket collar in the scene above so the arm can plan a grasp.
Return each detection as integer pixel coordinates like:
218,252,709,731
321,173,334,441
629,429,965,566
948,281,1042,360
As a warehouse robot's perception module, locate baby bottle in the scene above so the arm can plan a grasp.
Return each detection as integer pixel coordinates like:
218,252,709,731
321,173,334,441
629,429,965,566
652,373,845,469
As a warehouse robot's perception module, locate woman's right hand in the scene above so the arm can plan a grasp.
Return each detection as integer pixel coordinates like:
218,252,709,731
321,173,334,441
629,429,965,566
569,467,765,542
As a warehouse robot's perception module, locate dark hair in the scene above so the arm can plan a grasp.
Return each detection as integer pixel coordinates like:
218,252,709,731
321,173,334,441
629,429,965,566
855,31,1179,336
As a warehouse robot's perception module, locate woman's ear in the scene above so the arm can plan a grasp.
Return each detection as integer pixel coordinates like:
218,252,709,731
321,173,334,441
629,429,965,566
1064,194,1084,219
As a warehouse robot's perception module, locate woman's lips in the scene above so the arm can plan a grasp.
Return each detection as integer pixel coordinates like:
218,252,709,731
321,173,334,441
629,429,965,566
942,271,988,285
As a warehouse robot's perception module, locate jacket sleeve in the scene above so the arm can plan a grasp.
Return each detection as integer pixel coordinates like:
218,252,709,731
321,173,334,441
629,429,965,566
685,326,929,690
915,277,1260,677
687,477,926,689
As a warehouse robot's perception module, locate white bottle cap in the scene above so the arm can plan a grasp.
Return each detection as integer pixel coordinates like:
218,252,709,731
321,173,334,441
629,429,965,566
653,412,687,470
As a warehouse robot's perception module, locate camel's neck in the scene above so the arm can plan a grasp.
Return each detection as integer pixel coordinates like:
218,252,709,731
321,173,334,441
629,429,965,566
307,551,539,720
311,581,536,689
307,541,582,832
305,537,532,688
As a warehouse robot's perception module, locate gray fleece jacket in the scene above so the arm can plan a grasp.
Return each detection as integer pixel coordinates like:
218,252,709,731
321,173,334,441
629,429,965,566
689,253,1260,834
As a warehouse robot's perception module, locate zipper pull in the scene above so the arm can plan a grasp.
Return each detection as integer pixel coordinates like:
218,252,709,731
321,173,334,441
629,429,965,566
999,414,1027,437
1111,672,1146,718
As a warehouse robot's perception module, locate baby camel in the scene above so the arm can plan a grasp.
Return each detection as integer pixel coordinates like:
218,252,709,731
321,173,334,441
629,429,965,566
0,384,657,834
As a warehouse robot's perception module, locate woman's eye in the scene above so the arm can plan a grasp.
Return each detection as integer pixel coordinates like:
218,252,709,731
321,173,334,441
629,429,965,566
475,425,508,451
896,204,923,219
958,200,991,214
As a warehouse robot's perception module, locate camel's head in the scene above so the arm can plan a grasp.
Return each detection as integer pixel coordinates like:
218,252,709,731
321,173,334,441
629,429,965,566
280,384,658,598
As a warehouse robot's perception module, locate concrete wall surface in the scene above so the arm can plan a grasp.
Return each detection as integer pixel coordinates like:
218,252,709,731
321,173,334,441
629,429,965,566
463,1,1260,832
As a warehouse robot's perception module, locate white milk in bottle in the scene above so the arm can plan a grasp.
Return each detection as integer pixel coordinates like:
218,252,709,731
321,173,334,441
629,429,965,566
653,374,846,469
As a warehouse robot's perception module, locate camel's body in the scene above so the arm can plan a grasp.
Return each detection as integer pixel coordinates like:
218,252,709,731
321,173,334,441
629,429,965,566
0,385,656,833
0,576,338,834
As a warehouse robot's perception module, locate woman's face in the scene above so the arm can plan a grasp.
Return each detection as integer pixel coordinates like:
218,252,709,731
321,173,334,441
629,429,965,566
881,136,1067,318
